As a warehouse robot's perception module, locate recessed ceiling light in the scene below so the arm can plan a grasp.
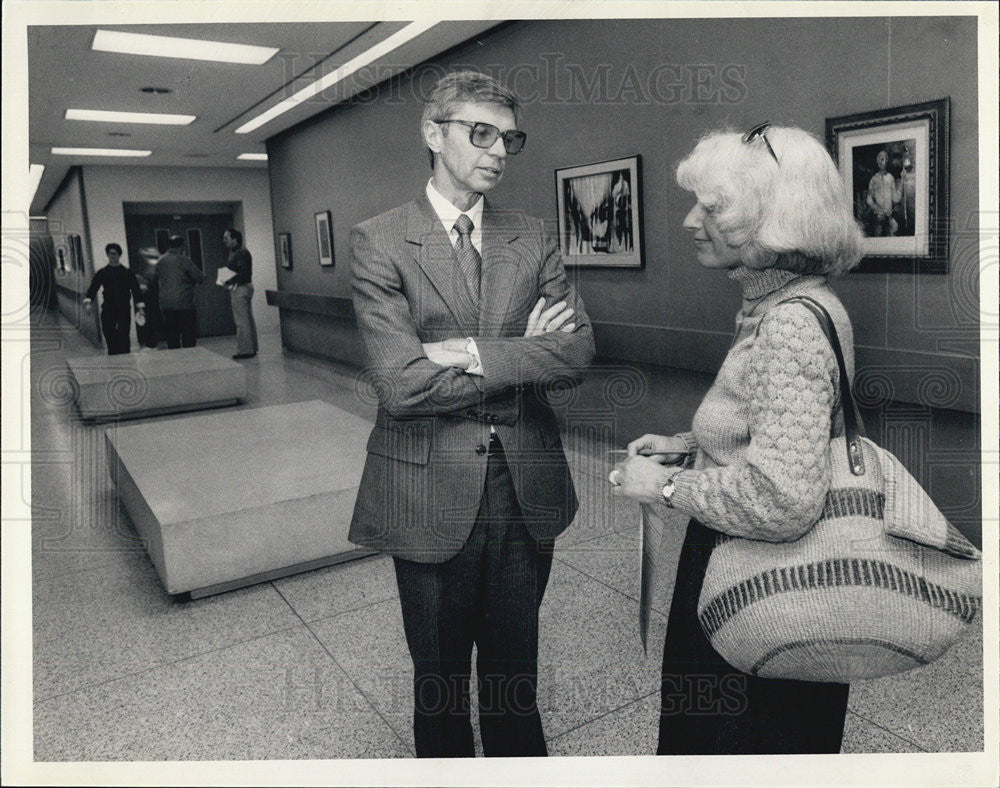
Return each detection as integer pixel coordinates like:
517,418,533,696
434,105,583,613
92,29,279,65
237,153,268,161
140,87,172,94
52,147,152,157
66,108,196,125
235,20,436,134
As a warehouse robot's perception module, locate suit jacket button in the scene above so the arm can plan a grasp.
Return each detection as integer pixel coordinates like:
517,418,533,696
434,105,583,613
475,444,487,455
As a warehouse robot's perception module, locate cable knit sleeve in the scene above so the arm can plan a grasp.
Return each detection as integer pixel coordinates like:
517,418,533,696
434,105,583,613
669,304,837,541
676,431,699,468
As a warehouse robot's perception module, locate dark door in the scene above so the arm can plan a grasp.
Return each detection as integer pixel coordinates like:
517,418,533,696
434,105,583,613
123,212,236,337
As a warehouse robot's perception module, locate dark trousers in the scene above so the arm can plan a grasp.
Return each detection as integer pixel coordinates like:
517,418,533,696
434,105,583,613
100,309,131,355
657,519,849,755
161,308,197,349
393,439,553,758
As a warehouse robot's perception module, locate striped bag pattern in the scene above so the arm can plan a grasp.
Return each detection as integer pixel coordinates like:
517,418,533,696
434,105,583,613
696,297,982,683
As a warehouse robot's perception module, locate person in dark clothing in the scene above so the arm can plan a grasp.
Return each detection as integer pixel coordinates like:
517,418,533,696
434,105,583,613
153,235,205,348
220,228,258,359
134,247,162,349
83,243,145,355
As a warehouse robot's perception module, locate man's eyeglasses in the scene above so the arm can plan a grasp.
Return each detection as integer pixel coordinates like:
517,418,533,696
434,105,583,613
742,121,779,165
434,119,527,155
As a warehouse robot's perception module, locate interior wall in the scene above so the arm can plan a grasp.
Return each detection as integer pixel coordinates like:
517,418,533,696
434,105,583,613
80,165,278,332
267,16,980,413
44,168,101,345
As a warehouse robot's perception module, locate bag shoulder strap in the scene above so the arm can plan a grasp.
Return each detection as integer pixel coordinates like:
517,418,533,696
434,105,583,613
775,295,868,477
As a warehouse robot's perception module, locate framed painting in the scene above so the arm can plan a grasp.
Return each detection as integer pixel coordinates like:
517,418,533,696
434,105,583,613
278,232,292,270
314,210,334,267
555,155,644,268
826,98,950,273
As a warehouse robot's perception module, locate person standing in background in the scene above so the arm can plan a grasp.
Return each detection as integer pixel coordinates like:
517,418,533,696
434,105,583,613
83,243,145,355
154,235,204,349
220,228,258,359
134,246,161,349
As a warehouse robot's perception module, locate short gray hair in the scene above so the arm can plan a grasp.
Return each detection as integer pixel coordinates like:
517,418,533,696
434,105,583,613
421,71,521,168
676,125,863,276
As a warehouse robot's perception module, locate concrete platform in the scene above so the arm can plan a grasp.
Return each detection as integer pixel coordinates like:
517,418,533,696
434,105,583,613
67,347,246,422
105,399,376,596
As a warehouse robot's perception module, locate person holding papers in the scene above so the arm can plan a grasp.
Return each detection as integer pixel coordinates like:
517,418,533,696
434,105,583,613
610,124,863,754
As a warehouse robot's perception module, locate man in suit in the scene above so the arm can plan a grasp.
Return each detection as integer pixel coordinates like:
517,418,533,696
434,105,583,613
349,71,595,758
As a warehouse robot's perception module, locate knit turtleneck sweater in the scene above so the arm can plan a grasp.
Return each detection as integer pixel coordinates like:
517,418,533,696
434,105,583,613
669,265,855,542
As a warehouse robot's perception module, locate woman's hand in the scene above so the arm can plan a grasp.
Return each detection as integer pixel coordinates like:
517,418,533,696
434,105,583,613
523,298,576,337
609,455,682,505
627,433,689,465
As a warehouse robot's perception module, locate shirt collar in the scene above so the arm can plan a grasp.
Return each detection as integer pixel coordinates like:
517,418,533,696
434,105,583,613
425,179,484,244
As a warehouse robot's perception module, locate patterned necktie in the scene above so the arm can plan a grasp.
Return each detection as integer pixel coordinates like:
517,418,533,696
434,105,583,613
453,213,481,308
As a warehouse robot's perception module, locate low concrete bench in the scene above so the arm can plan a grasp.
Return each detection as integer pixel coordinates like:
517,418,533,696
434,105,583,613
67,347,246,422
105,399,376,597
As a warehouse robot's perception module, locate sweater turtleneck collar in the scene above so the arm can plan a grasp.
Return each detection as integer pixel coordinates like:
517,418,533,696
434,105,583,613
727,265,799,301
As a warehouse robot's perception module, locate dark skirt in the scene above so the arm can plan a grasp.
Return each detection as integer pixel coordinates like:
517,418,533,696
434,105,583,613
657,519,850,755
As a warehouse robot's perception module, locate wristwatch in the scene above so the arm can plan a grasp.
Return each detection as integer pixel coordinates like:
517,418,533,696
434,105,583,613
661,475,676,507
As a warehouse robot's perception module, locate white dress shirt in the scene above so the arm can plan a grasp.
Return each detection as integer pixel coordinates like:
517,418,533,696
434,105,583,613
425,179,486,376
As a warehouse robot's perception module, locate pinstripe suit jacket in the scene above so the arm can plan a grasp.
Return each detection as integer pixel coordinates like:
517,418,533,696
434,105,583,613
348,193,596,563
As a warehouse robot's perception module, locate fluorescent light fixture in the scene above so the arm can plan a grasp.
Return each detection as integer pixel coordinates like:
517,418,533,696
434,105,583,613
237,153,268,161
235,20,436,134
92,29,278,65
52,147,152,157
29,164,45,204
66,108,196,125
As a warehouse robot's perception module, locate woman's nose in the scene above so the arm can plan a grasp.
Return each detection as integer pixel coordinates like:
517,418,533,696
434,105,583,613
683,203,704,232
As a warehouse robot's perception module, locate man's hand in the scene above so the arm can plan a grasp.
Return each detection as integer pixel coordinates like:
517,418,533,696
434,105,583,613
626,433,690,465
523,298,576,337
423,338,473,369
82,298,93,313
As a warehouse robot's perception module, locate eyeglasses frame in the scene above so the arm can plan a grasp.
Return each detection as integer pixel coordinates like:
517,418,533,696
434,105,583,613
742,121,779,165
432,118,527,155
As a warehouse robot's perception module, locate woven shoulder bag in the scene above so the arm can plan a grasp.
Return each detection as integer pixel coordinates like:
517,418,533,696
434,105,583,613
697,296,982,683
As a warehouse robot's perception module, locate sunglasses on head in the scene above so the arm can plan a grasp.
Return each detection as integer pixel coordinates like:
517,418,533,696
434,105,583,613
434,119,527,155
742,121,779,165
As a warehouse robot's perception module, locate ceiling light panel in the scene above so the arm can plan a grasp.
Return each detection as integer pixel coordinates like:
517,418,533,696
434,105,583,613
92,30,279,65
66,108,196,125
235,20,436,134
237,153,268,161
52,147,152,157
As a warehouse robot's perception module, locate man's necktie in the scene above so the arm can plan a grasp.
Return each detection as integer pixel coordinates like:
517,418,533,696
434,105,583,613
453,214,481,308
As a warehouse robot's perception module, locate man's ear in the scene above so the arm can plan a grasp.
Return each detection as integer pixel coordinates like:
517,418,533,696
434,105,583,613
422,119,443,157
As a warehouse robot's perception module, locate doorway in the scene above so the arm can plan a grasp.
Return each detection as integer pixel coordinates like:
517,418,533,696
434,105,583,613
123,205,237,338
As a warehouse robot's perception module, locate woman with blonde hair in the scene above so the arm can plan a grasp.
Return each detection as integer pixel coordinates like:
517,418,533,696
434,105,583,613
611,123,864,754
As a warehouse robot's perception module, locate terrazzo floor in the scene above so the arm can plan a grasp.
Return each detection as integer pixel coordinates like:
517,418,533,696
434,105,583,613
23,307,985,764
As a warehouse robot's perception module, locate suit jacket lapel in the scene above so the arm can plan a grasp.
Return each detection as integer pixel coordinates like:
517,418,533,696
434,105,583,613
479,200,524,336
405,194,475,329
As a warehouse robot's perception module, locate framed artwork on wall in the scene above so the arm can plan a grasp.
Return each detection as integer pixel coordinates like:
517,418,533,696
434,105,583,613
314,210,334,267
278,232,292,269
555,155,644,269
826,98,950,274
